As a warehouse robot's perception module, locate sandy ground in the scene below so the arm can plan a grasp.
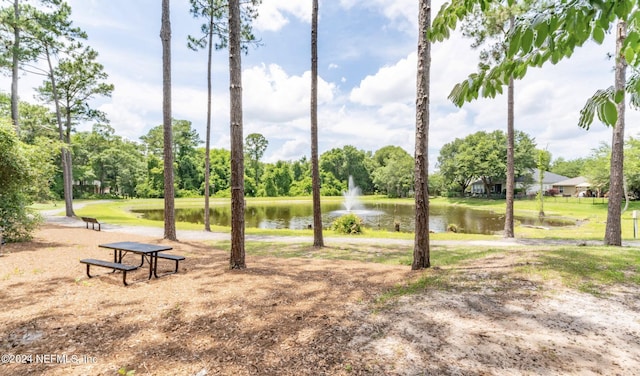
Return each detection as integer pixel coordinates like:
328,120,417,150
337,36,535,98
0,214,639,375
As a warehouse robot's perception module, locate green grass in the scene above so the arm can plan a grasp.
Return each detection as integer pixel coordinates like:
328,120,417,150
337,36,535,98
375,245,640,304
65,198,502,240
34,197,640,302
217,240,502,267
214,240,415,264
519,246,640,295
45,195,640,241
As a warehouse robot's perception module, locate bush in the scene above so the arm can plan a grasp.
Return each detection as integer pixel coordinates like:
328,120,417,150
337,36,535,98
214,187,231,198
331,214,363,234
176,189,200,198
0,121,46,242
545,188,559,196
135,182,161,198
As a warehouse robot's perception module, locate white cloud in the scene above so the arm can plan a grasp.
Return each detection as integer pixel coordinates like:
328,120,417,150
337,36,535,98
7,0,640,170
97,75,162,139
255,0,311,31
243,64,335,122
349,53,416,106
267,138,310,162
339,0,418,32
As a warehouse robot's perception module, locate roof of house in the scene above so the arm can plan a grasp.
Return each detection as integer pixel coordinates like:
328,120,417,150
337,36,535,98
470,169,569,185
553,176,590,187
518,168,569,184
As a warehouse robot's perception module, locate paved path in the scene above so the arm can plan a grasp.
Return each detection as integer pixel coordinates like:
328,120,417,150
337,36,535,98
41,204,640,248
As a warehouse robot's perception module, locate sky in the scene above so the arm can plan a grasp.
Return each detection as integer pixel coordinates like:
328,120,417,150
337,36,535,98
8,0,640,169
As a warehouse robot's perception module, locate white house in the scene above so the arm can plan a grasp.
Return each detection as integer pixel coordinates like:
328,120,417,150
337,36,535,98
552,176,592,197
470,169,570,196
520,169,570,195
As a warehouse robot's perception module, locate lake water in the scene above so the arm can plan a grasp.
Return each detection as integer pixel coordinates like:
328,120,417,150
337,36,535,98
133,201,573,234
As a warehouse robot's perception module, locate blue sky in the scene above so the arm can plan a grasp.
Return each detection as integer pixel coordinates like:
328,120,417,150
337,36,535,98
10,0,640,169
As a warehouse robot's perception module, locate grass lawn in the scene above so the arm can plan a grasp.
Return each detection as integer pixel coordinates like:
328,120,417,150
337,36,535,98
36,195,640,242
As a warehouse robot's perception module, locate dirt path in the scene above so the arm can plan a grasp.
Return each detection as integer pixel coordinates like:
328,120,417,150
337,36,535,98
348,251,640,375
0,215,637,375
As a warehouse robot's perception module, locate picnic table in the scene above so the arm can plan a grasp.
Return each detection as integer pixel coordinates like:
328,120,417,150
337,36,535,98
80,241,185,285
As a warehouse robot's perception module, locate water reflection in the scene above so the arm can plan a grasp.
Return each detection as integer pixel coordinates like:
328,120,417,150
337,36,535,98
134,201,574,235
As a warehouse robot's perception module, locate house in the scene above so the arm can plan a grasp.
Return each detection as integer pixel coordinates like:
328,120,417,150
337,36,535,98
470,169,570,196
517,169,570,195
470,180,500,195
552,176,592,197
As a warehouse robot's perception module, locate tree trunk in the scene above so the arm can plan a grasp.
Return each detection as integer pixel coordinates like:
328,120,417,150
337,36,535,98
204,14,214,232
45,46,74,217
310,0,324,248
538,151,545,217
64,109,75,217
483,179,491,198
11,0,20,136
604,20,626,246
412,0,431,270
504,75,515,237
161,0,177,241
229,0,246,269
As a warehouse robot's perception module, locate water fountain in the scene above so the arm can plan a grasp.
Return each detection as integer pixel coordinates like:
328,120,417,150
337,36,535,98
342,176,362,211
331,176,381,218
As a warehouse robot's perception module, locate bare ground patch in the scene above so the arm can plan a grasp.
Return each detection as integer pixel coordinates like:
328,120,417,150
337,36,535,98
0,225,639,375
348,252,640,375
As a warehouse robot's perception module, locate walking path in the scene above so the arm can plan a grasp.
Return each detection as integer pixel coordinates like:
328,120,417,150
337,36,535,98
43,203,640,247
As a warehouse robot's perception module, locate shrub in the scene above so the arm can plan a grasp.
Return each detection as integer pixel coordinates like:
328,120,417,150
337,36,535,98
331,214,363,234
0,121,46,242
545,188,559,196
176,189,200,198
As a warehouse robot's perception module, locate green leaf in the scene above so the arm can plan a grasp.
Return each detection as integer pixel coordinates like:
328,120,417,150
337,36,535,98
634,75,640,93
624,46,635,64
535,27,547,48
548,17,559,33
521,28,534,54
530,53,541,67
515,63,528,79
596,15,609,30
602,100,617,126
614,0,629,19
626,31,639,46
494,82,503,95
508,29,521,58
592,27,605,44
614,89,624,104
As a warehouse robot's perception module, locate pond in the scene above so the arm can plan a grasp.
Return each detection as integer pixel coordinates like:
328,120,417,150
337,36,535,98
133,201,574,235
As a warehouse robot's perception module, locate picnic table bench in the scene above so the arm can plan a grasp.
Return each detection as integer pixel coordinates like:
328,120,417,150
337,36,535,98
80,258,138,286
79,242,185,286
156,253,186,273
81,216,101,231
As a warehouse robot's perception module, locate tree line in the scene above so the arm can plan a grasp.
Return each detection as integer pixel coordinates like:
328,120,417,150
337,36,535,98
0,92,418,200
435,128,640,200
6,83,638,208
2,0,639,263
